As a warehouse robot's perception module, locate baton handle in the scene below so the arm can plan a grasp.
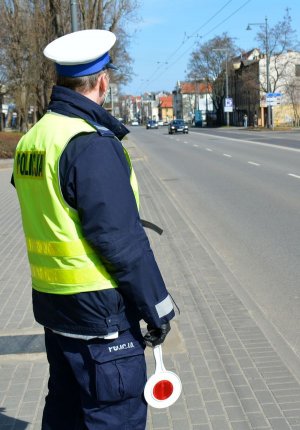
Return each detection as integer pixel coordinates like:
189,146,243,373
153,345,166,373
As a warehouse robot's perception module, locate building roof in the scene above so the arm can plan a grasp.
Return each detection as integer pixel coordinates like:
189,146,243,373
177,81,211,94
159,96,173,108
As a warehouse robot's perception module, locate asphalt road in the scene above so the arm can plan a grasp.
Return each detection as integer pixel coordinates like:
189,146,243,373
128,125,300,360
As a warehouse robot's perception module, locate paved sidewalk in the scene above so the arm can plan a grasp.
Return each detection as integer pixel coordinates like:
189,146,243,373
1,138,300,429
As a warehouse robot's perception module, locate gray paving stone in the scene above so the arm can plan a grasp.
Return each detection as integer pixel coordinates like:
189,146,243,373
239,398,261,413
214,380,234,394
234,386,254,399
260,403,283,418
268,417,292,429
202,389,219,402
287,417,300,425
281,402,300,411
150,412,170,428
211,370,228,381
183,382,202,395
231,422,253,430
186,394,204,409
225,405,248,421
169,404,188,420
189,409,209,425
192,425,211,430
173,419,192,430
209,416,230,430
283,410,300,419
253,390,275,404
220,392,241,408
246,412,269,428
205,401,225,416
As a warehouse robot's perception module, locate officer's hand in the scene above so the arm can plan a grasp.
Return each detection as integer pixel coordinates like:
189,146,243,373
144,322,171,348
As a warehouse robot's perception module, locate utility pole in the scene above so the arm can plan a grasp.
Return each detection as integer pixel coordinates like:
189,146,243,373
246,17,271,128
225,53,229,126
70,0,79,32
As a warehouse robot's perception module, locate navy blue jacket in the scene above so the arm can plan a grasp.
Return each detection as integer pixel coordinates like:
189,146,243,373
29,86,174,336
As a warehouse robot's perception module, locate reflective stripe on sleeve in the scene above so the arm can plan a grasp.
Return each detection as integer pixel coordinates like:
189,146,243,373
30,264,117,286
26,237,94,257
155,294,174,318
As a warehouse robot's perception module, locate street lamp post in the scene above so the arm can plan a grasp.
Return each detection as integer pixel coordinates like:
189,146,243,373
246,17,271,128
70,0,79,32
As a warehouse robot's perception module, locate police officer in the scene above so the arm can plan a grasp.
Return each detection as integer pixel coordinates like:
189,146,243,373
13,29,175,430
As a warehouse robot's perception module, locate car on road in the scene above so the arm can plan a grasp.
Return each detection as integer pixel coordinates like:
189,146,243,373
131,119,139,126
168,119,188,134
146,120,158,129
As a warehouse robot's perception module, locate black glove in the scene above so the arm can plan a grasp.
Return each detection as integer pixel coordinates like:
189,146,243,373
143,322,171,347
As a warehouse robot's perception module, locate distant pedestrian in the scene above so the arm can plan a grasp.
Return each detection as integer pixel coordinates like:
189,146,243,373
11,112,17,129
243,114,248,128
254,113,258,128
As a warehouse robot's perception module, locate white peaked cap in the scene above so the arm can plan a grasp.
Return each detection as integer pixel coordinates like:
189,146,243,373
43,29,117,77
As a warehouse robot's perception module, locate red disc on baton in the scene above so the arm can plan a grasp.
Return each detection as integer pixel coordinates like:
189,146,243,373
144,345,182,408
153,380,174,400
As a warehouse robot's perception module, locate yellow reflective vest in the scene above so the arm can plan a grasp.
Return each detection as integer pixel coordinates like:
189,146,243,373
13,112,139,294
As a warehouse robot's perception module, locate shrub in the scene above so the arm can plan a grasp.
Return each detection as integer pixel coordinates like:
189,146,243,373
0,132,22,159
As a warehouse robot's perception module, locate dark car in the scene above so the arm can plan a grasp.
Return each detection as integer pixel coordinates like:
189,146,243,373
168,119,188,134
146,120,158,129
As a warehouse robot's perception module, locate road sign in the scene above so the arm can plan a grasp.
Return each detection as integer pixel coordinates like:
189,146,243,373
224,98,233,112
225,98,233,107
266,92,282,98
266,92,282,106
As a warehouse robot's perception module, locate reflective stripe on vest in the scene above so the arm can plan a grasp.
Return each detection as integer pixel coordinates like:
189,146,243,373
13,112,139,294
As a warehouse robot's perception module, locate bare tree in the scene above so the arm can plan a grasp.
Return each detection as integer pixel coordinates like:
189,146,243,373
0,0,140,130
284,78,300,126
256,9,299,93
187,33,238,123
78,0,140,85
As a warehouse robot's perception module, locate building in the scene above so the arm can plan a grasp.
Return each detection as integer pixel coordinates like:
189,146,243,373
118,95,142,123
158,95,173,123
229,49,300,127
172,81,213,125
230,49,261,126
139,93,159,123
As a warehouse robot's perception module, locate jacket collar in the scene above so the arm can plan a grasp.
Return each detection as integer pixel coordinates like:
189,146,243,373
48,85,129,140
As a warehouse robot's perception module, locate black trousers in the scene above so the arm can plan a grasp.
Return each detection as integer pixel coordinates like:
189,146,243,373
42,328,147,430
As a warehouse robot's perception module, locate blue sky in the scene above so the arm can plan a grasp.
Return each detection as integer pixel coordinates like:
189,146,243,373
122,0,300,95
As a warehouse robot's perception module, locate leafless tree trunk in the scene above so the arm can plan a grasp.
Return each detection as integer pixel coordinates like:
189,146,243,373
284,79,300,126
0,0,139,129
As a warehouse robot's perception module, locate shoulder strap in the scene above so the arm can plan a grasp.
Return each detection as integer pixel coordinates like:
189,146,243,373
85,119,115,137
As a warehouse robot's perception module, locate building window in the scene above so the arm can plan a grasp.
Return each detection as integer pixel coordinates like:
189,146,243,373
295,64,300,77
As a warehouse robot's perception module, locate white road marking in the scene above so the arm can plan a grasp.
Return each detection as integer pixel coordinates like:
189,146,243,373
189,131,300,153
288,173,300,179
193,144,199,147
248,161,261,166
206,148,212,151
184,141,188,144
223,153,232,158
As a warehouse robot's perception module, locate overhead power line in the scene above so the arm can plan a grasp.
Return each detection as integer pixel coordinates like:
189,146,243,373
135,0,252,94
166,0,252,72
134,0,234,94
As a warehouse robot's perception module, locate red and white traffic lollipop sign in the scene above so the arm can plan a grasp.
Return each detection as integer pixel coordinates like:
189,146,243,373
144,345,182,408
